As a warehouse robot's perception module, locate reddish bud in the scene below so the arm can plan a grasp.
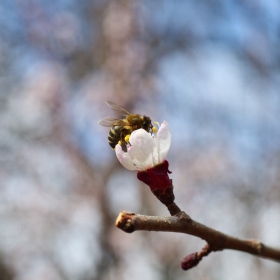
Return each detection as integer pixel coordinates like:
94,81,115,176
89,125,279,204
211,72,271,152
181,253,200,270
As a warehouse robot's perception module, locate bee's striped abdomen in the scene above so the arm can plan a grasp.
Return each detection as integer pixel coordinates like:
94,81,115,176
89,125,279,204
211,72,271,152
108,126,121,149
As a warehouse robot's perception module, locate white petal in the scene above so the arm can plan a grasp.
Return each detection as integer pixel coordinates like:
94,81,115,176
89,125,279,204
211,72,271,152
156,121,171,163
115,144,137,170
129,155,146,171
128,129,158,170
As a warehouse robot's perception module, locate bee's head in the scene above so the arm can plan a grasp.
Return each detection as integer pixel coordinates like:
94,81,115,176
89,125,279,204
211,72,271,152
142,116,152,132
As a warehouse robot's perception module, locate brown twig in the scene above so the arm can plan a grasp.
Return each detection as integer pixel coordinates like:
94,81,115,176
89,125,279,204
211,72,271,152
116,210,280,264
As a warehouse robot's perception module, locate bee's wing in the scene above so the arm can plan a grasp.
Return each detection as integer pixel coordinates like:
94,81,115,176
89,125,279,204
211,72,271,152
98,117,119,127
105,101,132,116
98,117,131,127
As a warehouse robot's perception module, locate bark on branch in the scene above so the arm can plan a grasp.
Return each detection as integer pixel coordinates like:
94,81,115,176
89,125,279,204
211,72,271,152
116,210,280,266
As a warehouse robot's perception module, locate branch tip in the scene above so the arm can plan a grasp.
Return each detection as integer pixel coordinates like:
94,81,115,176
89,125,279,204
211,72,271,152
115,211,136,233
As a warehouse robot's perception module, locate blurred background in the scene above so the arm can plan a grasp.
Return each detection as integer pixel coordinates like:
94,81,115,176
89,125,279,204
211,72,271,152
0,0,280,279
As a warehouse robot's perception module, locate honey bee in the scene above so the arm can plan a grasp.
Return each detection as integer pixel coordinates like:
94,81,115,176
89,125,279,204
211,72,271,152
98,101,155,149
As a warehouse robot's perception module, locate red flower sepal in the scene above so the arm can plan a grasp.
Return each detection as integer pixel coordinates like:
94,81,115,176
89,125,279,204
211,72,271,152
137,160,175,206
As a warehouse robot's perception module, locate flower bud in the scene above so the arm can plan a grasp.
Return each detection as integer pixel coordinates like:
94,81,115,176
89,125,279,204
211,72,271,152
181,253,200,270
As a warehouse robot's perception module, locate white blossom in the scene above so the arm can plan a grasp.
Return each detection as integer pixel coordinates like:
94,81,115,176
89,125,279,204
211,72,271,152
115,121,171,171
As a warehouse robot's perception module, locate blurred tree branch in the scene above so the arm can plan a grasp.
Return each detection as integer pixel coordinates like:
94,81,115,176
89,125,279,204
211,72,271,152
116,208,280,270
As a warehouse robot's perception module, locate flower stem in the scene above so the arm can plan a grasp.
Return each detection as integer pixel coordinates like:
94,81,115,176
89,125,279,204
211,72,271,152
166,202,181,216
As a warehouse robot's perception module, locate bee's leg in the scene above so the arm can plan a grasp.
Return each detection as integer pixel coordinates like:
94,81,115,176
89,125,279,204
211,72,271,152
120,132,132,147
121,142,127,152
124,134,132,146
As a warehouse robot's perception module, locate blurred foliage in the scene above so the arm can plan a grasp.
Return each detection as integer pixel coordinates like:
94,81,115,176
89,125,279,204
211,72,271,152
0,0,280,279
